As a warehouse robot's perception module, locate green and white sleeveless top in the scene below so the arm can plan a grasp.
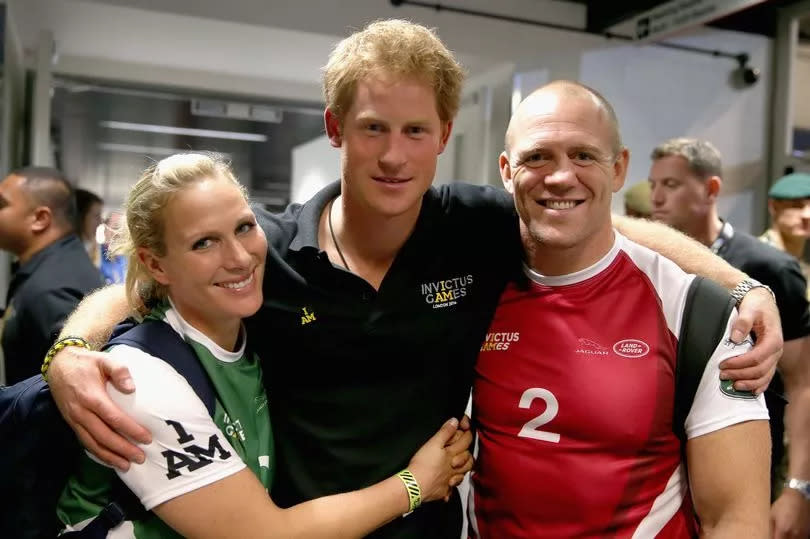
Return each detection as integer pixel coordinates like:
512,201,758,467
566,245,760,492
57,300,274,538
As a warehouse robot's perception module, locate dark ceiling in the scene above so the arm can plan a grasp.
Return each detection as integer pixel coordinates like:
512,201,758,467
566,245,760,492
561,0,805,38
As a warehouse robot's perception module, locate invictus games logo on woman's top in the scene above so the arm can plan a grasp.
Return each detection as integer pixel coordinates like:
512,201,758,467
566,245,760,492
420,274,473,309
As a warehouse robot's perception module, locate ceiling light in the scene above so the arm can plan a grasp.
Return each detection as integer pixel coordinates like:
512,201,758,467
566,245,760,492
99,121,267,142
98,142,231,158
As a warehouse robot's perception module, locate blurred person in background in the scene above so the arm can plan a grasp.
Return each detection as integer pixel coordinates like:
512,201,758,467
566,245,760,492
761,172,810,298
0,167,102,384
100,210,127,285
623,180,652,218
648,138,810,539
75,188,103,267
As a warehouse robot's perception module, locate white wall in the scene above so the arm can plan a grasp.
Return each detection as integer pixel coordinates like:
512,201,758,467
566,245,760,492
290,134,340,205
795,44,810,129
568,29,771,233
512,69,551,111
444,63,515,187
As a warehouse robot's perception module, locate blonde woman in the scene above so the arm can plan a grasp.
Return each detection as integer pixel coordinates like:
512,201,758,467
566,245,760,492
57,153,472,538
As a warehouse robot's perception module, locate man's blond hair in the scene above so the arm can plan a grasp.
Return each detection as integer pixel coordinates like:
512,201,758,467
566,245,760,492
322,19,465,124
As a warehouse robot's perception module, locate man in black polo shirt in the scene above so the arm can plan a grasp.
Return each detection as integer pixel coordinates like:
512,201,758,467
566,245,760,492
649,137,810,538
0,167,102,384
46,22,782,539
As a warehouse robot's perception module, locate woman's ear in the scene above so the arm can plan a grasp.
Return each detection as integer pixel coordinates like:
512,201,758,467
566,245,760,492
137,247,170,286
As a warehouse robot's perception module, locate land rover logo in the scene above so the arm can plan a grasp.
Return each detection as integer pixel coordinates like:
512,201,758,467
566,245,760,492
613,339,650,358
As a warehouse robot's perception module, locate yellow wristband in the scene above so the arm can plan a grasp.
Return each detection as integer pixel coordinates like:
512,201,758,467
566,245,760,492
396,469,422,513
41,337,92,381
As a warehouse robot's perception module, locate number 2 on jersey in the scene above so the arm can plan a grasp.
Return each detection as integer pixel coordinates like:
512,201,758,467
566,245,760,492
517,388,560,443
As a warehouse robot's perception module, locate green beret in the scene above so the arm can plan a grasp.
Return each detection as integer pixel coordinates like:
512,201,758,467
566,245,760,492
624,181,652,215
768,173,810,200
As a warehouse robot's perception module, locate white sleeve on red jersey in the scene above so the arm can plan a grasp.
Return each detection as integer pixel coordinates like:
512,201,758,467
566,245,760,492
684,309,769,439
99,345,246,510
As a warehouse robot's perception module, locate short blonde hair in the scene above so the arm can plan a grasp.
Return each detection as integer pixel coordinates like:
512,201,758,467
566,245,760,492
110,153,246,318
322,19,465,124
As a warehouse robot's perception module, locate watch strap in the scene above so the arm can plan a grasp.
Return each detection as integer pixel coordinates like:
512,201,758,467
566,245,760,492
785,478,810,501
729,278,775,308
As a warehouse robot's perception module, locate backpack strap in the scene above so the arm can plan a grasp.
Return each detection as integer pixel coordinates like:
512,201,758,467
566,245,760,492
60,503,126,539
103,320,216,415
674,276,736,443
66,319,217,537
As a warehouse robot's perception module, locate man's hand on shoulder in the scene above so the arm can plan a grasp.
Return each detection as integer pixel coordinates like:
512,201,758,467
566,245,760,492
48,346,151,470
719,287,782,395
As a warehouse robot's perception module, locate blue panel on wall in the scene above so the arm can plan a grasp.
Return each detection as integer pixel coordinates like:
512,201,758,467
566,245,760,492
794,128,810,154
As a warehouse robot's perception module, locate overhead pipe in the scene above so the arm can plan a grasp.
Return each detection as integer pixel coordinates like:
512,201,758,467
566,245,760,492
390,0,751,65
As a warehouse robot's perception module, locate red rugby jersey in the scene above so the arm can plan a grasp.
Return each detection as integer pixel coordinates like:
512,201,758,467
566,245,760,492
469,233,768,538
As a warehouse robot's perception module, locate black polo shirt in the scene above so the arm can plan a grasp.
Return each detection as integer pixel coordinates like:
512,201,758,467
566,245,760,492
2,234,103,384
711,220,810,481
712,222,810,343
248,181,519,538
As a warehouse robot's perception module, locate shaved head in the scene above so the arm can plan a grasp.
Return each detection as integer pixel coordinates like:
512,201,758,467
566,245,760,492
505,81,622,157
497,78,630,276
13,167,76,229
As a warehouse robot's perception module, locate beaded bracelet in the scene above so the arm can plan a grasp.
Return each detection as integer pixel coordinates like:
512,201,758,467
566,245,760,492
41,337,92,381
396,468,422,513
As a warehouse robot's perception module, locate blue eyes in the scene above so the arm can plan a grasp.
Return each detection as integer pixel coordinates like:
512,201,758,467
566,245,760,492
237,222,255,234
192,238,213,250
649,181,679,190
191,222,256,250
364,124,426,135
521,152,596,167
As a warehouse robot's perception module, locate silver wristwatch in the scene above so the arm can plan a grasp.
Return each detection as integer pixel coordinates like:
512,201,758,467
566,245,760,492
729,278,775,307
785,478,810,501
